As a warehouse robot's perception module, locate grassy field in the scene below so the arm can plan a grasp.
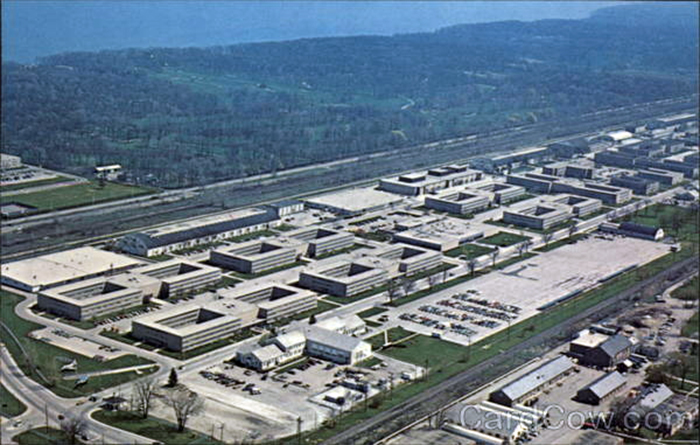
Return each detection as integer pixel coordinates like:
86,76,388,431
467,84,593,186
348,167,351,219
671,275,698,301
13,427,87,445
1,176,72,192
92,410,223,445
480,231,531,247
357,307,388,319
315,244,368,260
380,334,470,370
223,229,277,243
535,234,587,252
627,204,699,243
682,311,698,338
366,327,415,350
0,290,155,398
6,181,154,211
229,260,308,279
444,243,495,259
0,384,27,418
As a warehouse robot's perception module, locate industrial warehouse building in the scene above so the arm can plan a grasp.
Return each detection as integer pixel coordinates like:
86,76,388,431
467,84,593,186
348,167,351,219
285,226,354,258
37,277,144,321
222,282,318,321
489,356,575,406
299,260,388,297
117,207,280,257
569,331,633,369
379,164,482,196
502,195,601,230
135,260,221,299
132,304,246,352
637,168,684,186
264,200,304,217
373,244,443,275
473,182,526,204
393,219,484,251
600,222,665,241
209,239,298,274
507,173,632,205
610,175,659,196
503,203,571,230
0,247,143,292
444,402,534,444
575,371,627,405
304,188,403,216
424,190,490,215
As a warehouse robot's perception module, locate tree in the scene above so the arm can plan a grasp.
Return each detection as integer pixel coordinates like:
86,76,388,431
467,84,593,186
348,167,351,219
309,314,317,325
164,388,205,432
490,248,500,267
60,416,86,445
134,377,158,419
568,222,578,239
668,353,693,388
542,230,554,248
386,279,402,305
400,277,416,298
167,368,179,388
517,242,528,257
467,258,478,276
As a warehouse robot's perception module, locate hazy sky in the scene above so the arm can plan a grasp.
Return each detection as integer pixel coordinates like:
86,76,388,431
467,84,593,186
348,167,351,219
3,1,629,63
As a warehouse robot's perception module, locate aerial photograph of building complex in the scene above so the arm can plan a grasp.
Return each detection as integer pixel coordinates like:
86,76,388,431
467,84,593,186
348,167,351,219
0,1,698,444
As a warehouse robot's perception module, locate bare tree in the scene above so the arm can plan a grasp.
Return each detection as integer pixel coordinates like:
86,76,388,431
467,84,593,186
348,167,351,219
386,279,402,305
134,376,158,419
467,258,478,276
542,231,554,248
489,248,500,267
400,277,416,298
60,416,86,445
517,242,528,257
164,388,205,433
567,222,578,239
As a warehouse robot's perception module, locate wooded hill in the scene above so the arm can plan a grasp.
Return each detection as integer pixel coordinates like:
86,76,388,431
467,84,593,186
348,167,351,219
2,4,697,187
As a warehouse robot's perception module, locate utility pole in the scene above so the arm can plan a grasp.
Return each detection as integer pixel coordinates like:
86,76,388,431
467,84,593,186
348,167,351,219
45,404,49,429
296,416,303,445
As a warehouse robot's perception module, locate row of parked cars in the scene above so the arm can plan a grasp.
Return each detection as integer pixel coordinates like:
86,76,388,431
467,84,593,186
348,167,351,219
199,369,262,394
439,298,515,322
95,305,159,326
399,312,478,337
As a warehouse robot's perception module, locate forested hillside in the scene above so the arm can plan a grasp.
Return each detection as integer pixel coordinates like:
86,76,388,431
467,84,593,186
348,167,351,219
2,4,697,187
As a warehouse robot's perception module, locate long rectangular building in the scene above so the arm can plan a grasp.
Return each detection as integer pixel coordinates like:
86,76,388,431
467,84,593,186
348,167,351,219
424,190,490,215
117,208,280,257
285,226,354,258
299,260,388,297
210,239,298,274
132,305,243,352
37,277,143,321
489,356,575,406
136,260,221,299
379,164,482,196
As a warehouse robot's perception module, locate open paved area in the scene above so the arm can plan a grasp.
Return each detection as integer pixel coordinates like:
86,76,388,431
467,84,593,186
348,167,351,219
369,236,670,346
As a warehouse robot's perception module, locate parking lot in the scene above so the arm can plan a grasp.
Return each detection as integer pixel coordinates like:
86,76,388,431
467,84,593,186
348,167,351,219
173,352,420,441
30,327,128,361
368,236,670,346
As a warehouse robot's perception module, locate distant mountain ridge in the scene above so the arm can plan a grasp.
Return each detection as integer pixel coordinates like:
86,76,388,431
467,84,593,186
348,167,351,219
2,3,697,187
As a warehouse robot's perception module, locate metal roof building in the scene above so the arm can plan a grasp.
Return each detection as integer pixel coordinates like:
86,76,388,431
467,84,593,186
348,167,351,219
489,356,575,406
576,371,627,405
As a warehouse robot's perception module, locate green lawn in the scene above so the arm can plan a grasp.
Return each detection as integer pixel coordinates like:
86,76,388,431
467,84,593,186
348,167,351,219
147,254,174,262
274,224,298,232
13,427,87,445
0,384,27,418
366,327,415,350
535,234,587,252
480,231,531,247
0,290,155,398
627,204,699,243
494,252,538,269
671,276,698,301
1,175,72,192
7,181,154,211
380,334,470,370
357,307,388,319
229,260,309,279
357,357,384,369
682,311,698,338
444,243,495,259
223,229,277,243
92,410,223,445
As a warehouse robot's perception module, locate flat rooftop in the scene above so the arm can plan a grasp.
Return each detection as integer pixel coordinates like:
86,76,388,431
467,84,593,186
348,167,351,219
136,259,218,280
39,276,140,307
134,304,240,336
1,247,142,290
304,188,403,213
142,207,269,237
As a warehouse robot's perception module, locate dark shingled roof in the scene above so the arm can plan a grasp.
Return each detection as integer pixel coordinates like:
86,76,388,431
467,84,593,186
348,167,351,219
132,208,279,248
619,222,661,237
598,334,632,358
